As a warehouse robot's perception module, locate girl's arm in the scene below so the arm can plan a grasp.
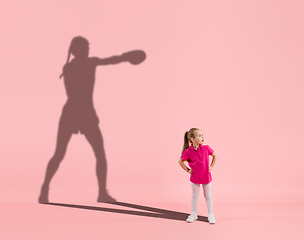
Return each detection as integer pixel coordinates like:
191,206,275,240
178,158,193,174
209,152,217,172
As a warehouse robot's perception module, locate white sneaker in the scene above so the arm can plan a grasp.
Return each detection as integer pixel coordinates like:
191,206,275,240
186,213,198,223
208,213,216,224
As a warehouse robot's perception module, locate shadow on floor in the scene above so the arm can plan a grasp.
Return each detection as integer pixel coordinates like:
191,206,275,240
45,201,208,222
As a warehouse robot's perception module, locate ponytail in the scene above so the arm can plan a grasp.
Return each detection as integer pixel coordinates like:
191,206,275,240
59,51,71,79
181,131,190,154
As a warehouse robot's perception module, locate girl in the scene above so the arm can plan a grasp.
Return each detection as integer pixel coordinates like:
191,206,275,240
178,128,217,224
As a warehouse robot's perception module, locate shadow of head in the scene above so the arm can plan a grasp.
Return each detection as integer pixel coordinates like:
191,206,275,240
69,36,89,59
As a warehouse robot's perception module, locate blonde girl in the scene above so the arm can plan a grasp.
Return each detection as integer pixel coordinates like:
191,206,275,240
178,128,217,223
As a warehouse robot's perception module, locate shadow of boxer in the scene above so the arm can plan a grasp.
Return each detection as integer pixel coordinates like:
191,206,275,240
39,36,146,203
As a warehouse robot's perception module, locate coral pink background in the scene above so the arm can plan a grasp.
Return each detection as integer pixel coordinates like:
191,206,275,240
1,0,303,204
0,0,303,239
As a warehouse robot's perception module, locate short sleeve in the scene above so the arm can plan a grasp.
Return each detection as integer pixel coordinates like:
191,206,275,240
206,145,214,155
180,149,189,161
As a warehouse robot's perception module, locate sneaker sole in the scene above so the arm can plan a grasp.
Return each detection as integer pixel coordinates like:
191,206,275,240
208,218,216,224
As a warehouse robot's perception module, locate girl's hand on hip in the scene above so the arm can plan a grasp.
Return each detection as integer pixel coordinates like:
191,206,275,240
188,169,193,174
209,166,213,172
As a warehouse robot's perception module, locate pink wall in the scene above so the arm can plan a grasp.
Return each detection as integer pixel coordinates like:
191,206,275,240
1,0,303,204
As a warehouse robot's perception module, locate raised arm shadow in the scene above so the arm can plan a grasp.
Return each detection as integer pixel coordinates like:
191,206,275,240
96,50,146,66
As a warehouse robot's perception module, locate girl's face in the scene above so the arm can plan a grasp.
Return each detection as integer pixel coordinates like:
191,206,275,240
191,130,204,145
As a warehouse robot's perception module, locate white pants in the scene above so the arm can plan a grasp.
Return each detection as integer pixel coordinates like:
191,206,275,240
191,182,213,215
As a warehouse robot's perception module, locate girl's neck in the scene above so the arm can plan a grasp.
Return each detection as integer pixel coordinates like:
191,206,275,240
192,143,200,150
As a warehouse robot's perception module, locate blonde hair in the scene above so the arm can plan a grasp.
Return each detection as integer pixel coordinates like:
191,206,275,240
181,128,200,154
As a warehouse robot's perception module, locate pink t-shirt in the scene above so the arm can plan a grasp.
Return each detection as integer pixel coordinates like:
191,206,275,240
180,144,214,184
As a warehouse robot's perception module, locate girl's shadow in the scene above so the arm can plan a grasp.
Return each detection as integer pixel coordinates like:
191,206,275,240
45,201,209,222
39,36,146,204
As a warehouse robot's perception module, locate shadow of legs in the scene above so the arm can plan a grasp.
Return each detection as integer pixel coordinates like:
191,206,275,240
44,202,208,222
38,126,72,203
84,126,116,203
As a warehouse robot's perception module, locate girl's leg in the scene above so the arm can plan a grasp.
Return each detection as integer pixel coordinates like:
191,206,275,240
202,182,213,214
191,182,200,215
